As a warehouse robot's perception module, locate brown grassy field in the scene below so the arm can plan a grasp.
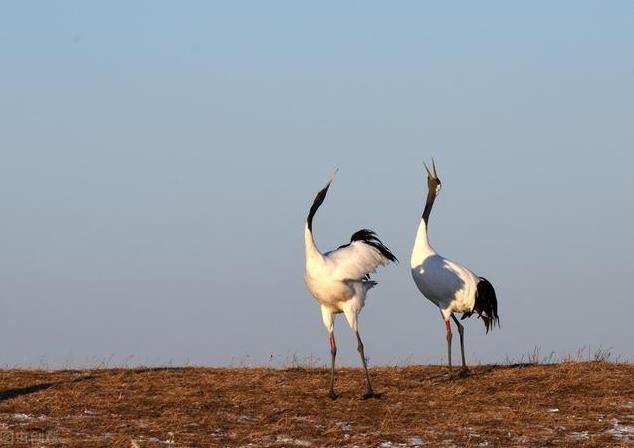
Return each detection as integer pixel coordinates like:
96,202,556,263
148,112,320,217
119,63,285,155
0,362,631,447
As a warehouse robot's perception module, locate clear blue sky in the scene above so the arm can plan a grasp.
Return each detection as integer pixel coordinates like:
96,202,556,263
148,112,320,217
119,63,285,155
1,2,633,367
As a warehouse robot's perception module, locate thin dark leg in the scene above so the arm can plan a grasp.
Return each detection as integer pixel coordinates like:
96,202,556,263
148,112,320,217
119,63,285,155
451,314,469,376
445,319,452,373
328,332,337,399
355,331,376,399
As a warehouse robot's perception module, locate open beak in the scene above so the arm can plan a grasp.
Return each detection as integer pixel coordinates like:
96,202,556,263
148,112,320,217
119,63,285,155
424,158,439,180
424,161,432,178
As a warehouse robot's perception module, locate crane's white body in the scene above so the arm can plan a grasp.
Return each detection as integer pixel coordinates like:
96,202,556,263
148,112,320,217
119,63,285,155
305,223,390,332
410,206,479,321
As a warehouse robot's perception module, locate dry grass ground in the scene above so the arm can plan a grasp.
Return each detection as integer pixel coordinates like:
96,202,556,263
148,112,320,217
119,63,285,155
0,362,631,447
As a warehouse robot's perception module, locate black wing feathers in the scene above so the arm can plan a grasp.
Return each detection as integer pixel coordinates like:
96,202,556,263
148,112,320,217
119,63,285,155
350,229,398,263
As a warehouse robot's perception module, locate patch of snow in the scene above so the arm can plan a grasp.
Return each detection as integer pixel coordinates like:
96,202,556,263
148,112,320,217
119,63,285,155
567,431,589,441
12,413,33,421
377,442,418,448
238,415,258,423
546,408,559,413
146,436,175,445
291,415,315,423
275,435,312,446
407,436,425,446
506,431,530,444
606,419,634,441
337,421,353,432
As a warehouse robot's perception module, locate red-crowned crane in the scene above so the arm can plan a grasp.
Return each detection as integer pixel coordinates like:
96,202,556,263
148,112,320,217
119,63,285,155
410,160,499,376
304,170,397,399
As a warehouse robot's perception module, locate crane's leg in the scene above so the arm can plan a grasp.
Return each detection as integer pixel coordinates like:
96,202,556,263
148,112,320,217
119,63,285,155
451,314,469,377
445,318,453,373
342,302,379,399
321,306,338,399
355,330,377,399
328,331,337,399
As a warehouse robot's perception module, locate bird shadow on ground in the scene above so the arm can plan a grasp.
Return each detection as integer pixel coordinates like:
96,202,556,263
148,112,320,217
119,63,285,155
420,363,562,385
120,367,189,375
476,363,561,374
0,374,96,402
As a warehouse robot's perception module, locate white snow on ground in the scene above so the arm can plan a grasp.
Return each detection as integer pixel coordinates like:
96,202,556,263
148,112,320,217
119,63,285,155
144,436,175,445
506,431,529,444
12,413,33,421
567,431,589,441
376,438,427,448
606,418,634,441
238,415,259,423
10,413,48,422
275,435,312,446
336,421,353,432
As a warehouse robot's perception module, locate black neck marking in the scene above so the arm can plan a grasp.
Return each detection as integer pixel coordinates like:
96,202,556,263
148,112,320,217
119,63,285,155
421,188,437,226
307,182,332,231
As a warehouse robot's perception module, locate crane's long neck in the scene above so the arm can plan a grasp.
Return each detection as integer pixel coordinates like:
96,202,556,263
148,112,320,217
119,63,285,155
411,189,437,266
421,188,436,227
304,222,322,262
305,175,335,264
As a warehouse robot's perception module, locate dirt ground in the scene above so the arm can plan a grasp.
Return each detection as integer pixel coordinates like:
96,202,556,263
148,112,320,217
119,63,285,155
0,362,632,447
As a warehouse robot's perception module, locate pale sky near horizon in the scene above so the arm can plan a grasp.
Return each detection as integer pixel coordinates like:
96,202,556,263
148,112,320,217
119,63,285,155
1,2,633,368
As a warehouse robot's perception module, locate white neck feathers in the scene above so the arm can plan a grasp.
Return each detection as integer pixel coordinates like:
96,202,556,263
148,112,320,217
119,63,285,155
410,218,435,267
304,222,323,263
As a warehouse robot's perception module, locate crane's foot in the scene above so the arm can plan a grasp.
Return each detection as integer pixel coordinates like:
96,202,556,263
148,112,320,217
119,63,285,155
447,368,469,380
328,389,339,400
361,390,382,400
457,367,470,378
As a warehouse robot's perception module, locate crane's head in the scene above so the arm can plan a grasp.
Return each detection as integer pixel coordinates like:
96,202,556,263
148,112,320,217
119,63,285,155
424,158,441,196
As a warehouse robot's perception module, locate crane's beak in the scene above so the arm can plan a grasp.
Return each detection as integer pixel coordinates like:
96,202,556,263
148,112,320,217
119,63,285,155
325,168,339,187
423,162,432,178
424,159,439,180
431,158,438,178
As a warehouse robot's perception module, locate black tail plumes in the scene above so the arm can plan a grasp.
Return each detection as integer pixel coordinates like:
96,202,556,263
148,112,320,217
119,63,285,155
350,229,398,263
473,277,499,333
